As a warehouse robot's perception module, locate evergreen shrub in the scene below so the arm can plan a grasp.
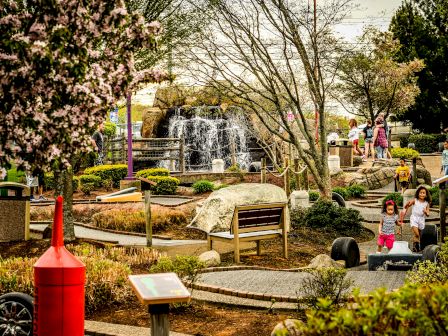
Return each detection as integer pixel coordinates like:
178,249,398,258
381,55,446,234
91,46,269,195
84,164,127,187
192,180,214,193
346,184,366,198
332,187,349,200
135,168,170,178
144,176,180,195
408,134,437,153
309,190,320,201
79,174,102,188
382,192,403,207
391,147,420,159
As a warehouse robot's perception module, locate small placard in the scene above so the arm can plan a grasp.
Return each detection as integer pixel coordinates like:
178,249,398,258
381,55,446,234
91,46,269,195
129,273,191,305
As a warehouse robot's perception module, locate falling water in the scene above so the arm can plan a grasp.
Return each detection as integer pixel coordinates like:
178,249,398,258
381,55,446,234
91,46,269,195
160,107,251,171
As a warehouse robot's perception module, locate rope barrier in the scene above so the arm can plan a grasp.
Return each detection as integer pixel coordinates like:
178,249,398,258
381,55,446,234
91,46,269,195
265,164,307,178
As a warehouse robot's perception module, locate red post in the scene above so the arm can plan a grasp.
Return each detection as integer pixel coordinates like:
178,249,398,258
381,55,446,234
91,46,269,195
33,196,85,336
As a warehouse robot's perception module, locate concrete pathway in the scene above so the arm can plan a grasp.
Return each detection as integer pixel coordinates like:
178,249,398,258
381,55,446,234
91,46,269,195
85,320,190,336
30,223,204,247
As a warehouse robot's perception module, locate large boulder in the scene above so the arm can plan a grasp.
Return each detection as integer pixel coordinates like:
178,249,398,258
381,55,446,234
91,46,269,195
141,107,165,138
188,183,289,233
198,250,221,267
271,319,303,336
307,254,342,269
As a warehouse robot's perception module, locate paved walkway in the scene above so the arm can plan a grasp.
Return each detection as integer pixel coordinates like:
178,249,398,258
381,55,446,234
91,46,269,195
85,321,190,336
30,223,204,247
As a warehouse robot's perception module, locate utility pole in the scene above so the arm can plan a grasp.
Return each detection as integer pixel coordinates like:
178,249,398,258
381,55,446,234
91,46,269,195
313,0,319,145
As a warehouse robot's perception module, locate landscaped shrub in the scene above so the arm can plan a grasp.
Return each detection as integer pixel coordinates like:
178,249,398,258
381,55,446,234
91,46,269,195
346,184,366,198
80,183,95,196
226,164,242,173
192,180,214,193
408,134,437,153
79,174,102,188
301,268,353,309
290,206,307,230
135,168,170,178
391,147,420,159
309,190,320,201
332,187,349,200
44,173,79,191
289,284,448,335
92,207,187,233
84,164,127,188
144,176,180,195
214,183,229,190
303,200,363,234
428,186,448,206
72,176,79,191
149,255,205,282
382,192,403,207
103,178,113,191
104,121,116,138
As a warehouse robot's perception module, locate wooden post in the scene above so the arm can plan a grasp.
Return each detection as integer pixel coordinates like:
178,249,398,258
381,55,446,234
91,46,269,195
412,158,417,189
149,304,170,336
303,168,309,190
284,157,290,196
294,158,300,190
230,132,237,166
122,136,127,163
144,191,152,247
180,136,185,173
440,183,446,242
261,157,266,184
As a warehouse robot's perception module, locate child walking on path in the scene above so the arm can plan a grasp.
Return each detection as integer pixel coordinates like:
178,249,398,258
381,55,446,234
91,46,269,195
377,200,402,253
348,119,363,156
395,158,410,194
401,186,431,252
441,140,448,176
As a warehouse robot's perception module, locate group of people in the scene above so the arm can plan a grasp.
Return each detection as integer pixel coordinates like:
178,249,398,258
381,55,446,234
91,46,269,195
347,112,391,162
377,140,448,254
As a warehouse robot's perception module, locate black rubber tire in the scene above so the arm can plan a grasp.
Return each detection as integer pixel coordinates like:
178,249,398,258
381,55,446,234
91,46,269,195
422,244,440,263
331,192,346,208
420,224,438,250
248,162,261,173
331,237,360,268
0,292,34,336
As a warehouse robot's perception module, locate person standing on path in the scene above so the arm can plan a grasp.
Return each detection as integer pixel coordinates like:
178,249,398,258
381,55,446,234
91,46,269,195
362,119,374,161
377,200,401,253
348,119,363,157
401,186,431,252
441,140,448,176
91,122,105,166
373,116,388,159
395,158,411,194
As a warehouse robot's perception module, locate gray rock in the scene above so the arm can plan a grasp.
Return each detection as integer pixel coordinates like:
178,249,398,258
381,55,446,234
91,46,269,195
188,183,288,233
307,254,342,269
271,319,303,336
198,250,221,267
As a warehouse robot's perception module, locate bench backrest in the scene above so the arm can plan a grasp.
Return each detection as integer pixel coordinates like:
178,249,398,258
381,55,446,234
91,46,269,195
230,202,287,234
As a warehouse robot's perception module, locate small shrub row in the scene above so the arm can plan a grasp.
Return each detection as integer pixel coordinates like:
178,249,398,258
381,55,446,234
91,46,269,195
404,133,448,153
145,176,180,195
390,147,420,159
44,173,79,191
135,168,170,178
79,174,102,188
332,184,366,200
84,164,127,188
149,255,205,282
291,200,363,234
192,180,214,194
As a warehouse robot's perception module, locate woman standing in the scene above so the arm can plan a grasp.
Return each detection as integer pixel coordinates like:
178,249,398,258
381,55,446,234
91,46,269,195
363,119,374,161
373,116,388,159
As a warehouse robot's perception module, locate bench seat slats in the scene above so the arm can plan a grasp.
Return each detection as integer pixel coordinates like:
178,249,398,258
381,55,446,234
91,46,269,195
209,229,282,239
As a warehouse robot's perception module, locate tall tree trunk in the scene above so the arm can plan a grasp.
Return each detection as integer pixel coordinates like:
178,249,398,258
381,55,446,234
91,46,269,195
54,167,75,241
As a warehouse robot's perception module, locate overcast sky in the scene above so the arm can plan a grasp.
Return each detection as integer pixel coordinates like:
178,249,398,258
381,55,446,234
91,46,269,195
334,0,403,41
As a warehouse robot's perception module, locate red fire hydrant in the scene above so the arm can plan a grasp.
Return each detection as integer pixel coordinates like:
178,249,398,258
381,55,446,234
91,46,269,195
33,196,86,336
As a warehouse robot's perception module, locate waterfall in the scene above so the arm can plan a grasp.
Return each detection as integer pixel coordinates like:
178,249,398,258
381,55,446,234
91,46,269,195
160,107,251,171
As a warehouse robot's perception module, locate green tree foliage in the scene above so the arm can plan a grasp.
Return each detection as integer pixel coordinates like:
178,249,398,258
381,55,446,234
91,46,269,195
333,27,424,122
390,0,448,132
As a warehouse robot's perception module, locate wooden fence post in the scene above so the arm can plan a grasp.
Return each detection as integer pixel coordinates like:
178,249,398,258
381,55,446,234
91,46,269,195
303,168,309,190
144,191,152,247
261,157,266,183
294,158,300,190
284,157,290,196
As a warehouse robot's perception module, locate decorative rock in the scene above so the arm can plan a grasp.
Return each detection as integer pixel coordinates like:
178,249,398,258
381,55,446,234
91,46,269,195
271,319,303,336
290,190,310,209
328,155,342,175
307,254,343,269
141,107,165,138
188,183,289,233
212,159,225,173
198,250,221,267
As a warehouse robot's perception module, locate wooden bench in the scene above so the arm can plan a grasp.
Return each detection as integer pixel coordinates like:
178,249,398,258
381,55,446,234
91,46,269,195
207,202,288,263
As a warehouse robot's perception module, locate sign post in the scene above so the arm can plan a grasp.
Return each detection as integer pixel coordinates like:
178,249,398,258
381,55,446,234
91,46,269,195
129,273,191,336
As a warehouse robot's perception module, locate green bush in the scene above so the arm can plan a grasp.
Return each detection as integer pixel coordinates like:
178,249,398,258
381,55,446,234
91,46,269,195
144,176,180,195
79,174,102,188
84,164,127,188
104,121,116,138
45,173,80,191
309,190,320,202
4,166,25,183
391,147,420,159
346,184,366,198
382,192,403,207
428,186,448,206
290,206,307,230
291,284,448,335
135,168,170,178
80,183,95,196
192,180,214,193
214,183,229,190
302,268,353,309
332,187,349,200
303,200,363,234
72,176,79,191
408,134,437,153
150,255,205,282
226,164,242,173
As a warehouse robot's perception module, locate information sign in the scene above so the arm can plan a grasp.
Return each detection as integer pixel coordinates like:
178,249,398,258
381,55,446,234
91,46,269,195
129,273,191,305
110,107,119,124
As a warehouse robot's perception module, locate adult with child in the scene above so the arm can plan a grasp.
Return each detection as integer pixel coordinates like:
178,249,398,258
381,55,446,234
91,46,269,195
362,119,374,161
395,158,411,194
348,119,363,157
400,186,431,252
377,200,402,253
